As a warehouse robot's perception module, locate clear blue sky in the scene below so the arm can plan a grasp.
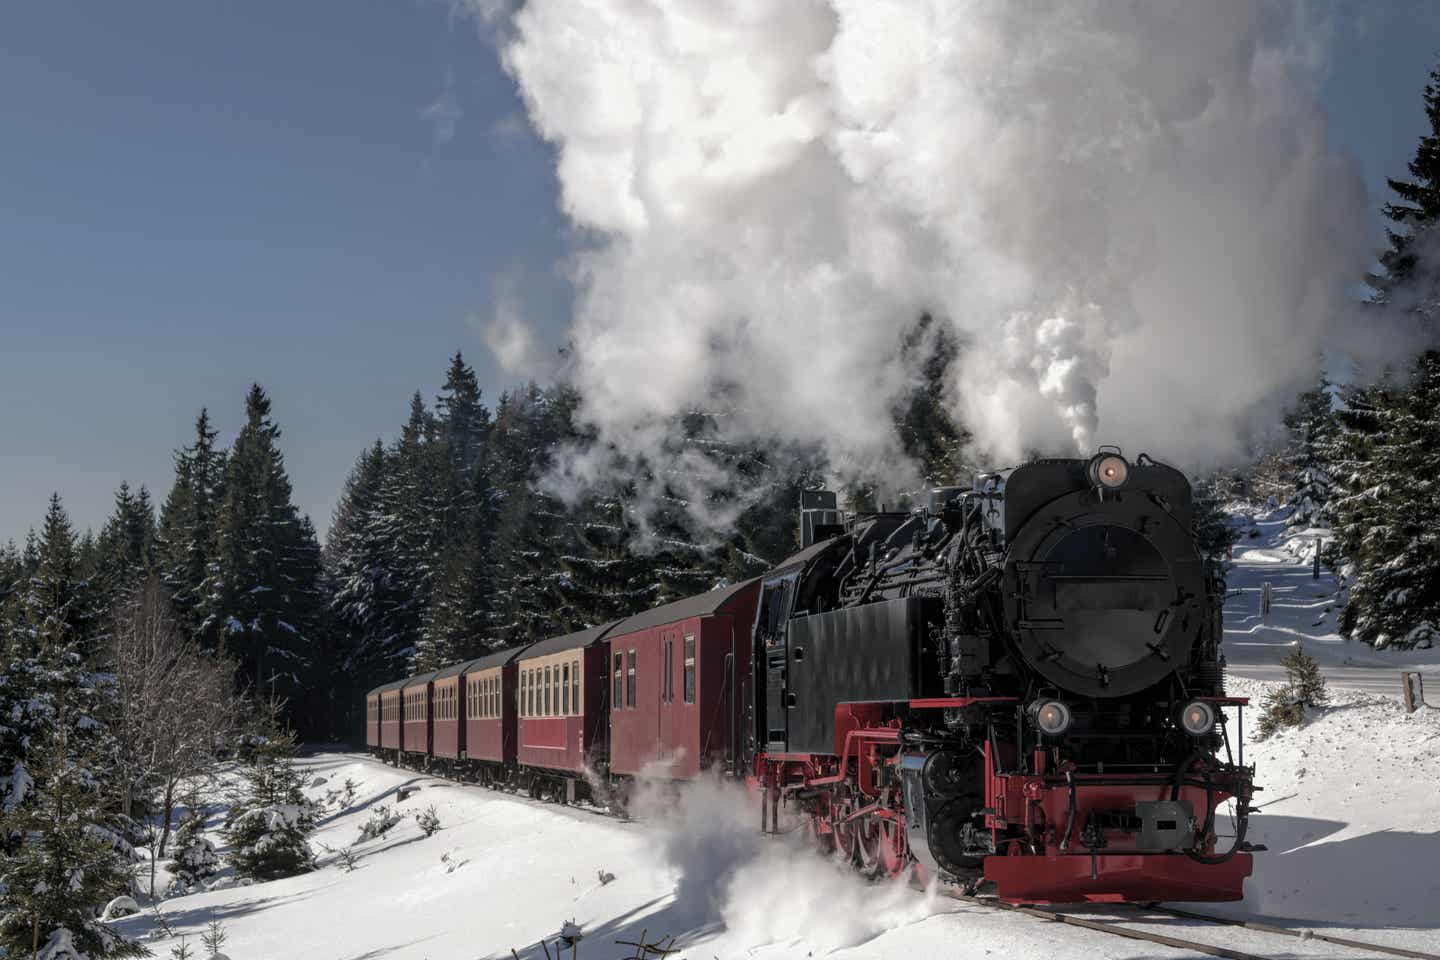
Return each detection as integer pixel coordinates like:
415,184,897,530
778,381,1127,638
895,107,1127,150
1,2,1438,543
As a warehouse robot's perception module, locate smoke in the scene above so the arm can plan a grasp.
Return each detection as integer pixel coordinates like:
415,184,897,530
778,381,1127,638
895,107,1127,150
628,774,950,954
486,0,1419,504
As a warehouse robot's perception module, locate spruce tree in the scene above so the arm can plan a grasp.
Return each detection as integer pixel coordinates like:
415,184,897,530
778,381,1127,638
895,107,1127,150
223,731,317,881
0,497,137,957
487,384,585,644
327,442,408,685
164,808,219,893
0,497,110,798
893,314,973,488
155,410,227,638
369,393,450,665
560,493,655,627
0,723,144,958
1332,355,1440,649
1371,61,1440,328
1324,61,1440,651
94,482,157,611
1191,477,1237,568
1257,644,1329,738
1281,373,1337,526
200,386,323,706
413,354,499,670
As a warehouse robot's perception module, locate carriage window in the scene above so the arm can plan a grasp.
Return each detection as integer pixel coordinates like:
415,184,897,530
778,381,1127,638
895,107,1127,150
522,671,529,717
627,650,637,708
684,634,696,703
613,652,623,710
572,659,580,716
562,663,570,715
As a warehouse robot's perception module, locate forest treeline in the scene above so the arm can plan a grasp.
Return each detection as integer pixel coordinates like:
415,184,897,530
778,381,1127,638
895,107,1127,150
0,325,965,743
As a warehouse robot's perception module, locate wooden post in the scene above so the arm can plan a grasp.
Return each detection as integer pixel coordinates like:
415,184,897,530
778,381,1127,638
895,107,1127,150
1261,581,1272,620
1313,537,1322,579
1402,672,1424,714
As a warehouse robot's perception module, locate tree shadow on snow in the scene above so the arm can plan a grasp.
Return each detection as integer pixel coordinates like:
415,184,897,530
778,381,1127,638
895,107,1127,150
109,888,320,940
1178,814,1440,929
316,776,431,828
338,933,442,959
492,894,726,960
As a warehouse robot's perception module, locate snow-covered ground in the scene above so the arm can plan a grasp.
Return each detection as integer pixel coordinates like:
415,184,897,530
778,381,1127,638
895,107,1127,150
1221,506,1440,698
107,508,1440,959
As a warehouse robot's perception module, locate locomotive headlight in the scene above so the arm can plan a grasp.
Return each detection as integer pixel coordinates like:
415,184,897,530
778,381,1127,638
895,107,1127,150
1088,453,1129,489
1180,700,1216,736
1032,699,1073,736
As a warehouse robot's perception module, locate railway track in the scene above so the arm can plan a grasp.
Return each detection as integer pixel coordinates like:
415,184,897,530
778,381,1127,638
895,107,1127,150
949,891,1440,960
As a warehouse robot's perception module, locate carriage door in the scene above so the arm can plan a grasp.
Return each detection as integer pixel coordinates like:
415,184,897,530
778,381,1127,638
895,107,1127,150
659,627,678,768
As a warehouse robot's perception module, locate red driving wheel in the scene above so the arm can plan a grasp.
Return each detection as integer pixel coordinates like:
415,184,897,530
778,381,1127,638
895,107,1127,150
831,792,859,864
878,815,907,877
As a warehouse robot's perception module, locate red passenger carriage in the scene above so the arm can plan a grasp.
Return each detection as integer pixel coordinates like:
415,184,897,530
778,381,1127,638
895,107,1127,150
605,581,760,780
514,623,618,799
462,645,530,775
377,679,405,755
401,670,440,759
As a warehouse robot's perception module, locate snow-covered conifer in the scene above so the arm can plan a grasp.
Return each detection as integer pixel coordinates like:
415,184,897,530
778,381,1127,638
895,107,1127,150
223,730,318,881
0,717,144,957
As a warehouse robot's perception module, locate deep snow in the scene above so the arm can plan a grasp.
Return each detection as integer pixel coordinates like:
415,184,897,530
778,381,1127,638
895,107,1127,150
109,510,1440,959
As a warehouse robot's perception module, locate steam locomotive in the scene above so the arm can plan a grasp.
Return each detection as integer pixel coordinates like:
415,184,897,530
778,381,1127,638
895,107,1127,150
756,448,1257,901
367,449,1258,903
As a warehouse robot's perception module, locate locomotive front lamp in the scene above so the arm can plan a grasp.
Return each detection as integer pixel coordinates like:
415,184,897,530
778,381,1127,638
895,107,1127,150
1032,699,1073,735
1089,453,1129,489
1180,700,1216,736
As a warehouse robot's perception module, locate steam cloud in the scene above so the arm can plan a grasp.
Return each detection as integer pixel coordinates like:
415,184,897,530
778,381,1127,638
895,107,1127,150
488,0,1416,495
629,774,949,954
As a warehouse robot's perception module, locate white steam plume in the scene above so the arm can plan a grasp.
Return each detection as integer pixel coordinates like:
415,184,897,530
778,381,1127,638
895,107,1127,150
491,0,1416,495
628,774,949,954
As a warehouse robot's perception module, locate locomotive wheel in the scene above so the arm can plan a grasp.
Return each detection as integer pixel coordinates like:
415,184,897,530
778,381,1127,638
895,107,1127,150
831,795,859,864
855,816,883,878
878,816,907,877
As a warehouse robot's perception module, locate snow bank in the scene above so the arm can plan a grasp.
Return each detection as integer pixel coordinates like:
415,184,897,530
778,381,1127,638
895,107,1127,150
1210,677,1440,931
